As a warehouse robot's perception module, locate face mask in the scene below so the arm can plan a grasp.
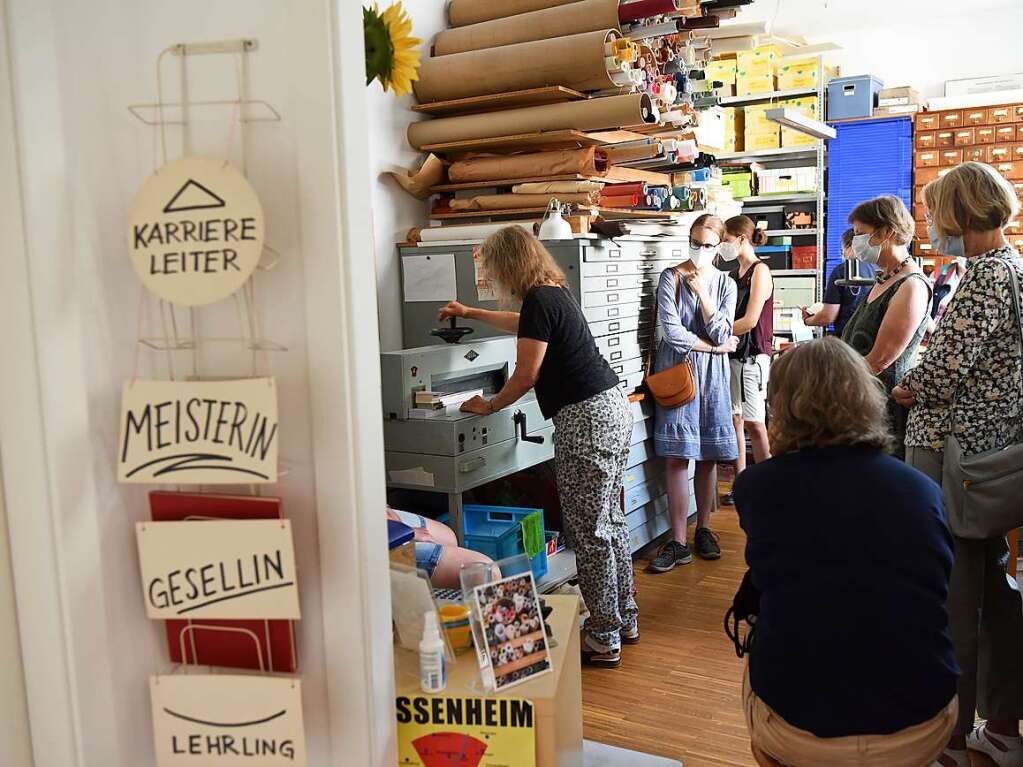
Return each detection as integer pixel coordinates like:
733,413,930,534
928,221,966,259
851,233,881,265
688,243,718,268
718,242,740,262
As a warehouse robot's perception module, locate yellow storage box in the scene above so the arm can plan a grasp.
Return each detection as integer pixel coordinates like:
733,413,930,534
736,44,781,76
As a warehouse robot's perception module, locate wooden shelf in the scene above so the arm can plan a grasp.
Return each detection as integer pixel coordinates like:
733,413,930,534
741,192,821,204
430,174,606,193
763,228,818,236
429,206,681,221
420,129,607,155
411,86,587,116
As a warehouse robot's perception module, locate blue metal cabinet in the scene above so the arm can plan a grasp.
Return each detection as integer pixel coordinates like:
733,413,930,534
826,117,913,280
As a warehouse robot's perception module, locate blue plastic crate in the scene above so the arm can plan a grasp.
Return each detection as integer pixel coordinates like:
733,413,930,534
827,75,884,121
462,504,548,581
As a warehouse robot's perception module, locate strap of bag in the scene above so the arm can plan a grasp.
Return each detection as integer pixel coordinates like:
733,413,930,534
645,269,683,377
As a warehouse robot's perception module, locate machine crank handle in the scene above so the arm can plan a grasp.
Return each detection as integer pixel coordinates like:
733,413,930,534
513,410,545,444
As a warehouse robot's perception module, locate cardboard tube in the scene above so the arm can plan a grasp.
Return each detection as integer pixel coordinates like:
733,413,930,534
407,93,655,149
447,146,609,182
415,31,617,103
512,180,605,193
447,0,580,27
417,221,536,242
448,192,599,210
434,0,621,55
606,142,663,164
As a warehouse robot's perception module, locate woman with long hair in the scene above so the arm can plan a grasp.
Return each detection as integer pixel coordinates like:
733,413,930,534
438,227,637,669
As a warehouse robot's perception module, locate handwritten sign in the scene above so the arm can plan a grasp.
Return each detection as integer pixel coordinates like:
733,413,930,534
128,155,265,306
151,675,306,767
136,519,300,620
396,695,535,767
118,378,279,484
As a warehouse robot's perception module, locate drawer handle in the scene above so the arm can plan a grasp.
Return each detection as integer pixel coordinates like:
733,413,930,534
606,264,619,273
639,263,655,271
608,308,620,317
613,364,624,374
610,249,622,259
606,279,619,288
608,293,619,302
609,337,620,347
609,321,620,331
611,351,623,361
639,249,657,257
459,457,485,473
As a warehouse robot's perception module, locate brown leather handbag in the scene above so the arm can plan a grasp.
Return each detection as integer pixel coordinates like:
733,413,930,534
644,269,697,407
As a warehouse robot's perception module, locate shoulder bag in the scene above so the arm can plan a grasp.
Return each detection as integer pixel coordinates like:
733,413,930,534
942,259,1023,539
644,268,697,408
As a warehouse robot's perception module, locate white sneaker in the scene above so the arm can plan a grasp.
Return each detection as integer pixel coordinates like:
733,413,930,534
931,747,969,767
967,723,1023,767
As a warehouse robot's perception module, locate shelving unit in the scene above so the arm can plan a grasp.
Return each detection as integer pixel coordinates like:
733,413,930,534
762,228,818,237
724,56,829,299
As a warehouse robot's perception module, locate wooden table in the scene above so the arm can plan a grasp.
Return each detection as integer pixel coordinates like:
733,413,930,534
393,594,584,767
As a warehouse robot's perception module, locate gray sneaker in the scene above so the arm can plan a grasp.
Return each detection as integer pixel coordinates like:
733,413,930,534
695,527,721,560
648,540,693,573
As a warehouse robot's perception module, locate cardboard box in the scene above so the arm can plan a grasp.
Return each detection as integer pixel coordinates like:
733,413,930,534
745,129,781,151
777,57,838,90
736,45,781,76
706,59,738,85
792,245,818,270
780,96,821,147
724,107,744,152
736,72,776,96
715,84,737,98
878,86,921,107
744,103,776,133
874,104,922,116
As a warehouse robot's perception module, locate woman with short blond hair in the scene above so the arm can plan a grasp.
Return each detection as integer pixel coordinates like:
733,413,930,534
438,227,637,669
841,195,932,457
736,337,958,767
893,161,1023,767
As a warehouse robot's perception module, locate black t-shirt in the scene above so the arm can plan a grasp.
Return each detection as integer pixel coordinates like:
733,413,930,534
517,286,620,419
823,261,879,336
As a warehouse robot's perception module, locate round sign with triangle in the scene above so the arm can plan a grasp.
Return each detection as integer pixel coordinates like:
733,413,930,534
127,155,265,306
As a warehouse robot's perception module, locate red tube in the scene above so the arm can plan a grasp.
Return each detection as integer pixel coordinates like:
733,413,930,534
618,0,681,24
601,181,648,195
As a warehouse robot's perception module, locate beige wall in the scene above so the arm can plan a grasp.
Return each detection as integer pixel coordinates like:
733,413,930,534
0,466,33,766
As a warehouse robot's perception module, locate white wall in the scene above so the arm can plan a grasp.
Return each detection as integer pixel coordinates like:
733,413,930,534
0,469,33,767
368,0,447,352
736,0,1023,99
2,0,387,764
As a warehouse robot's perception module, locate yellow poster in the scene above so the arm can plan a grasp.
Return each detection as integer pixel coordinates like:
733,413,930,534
396,695,535,767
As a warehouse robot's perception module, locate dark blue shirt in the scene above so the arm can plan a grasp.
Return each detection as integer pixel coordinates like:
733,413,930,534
734,446,959,738
823,261,879,336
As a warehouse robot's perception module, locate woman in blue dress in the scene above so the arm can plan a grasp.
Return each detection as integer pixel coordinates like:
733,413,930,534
648,214,739,572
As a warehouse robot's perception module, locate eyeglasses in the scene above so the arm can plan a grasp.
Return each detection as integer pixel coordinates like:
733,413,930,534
689,241,718,251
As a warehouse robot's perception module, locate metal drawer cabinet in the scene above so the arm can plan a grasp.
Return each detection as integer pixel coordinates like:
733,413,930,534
582,273,654,293
588,315,649,338
597,334,646,363
583,301,647,323
581,286,649,308
580,258,675,277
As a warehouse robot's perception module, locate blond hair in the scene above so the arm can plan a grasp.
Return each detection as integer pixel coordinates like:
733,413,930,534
478,227,567,301
930,161,1020,235
768,337,892,454
848,195,915,245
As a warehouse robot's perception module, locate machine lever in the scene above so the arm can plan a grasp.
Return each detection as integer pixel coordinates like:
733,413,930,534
513,411,545,444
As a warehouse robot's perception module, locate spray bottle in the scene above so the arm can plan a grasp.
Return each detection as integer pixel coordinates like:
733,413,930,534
419,610,446,693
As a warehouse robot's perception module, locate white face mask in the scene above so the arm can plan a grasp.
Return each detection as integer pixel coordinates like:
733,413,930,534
688,242,719,268
851,232,882,265
718,241,740,262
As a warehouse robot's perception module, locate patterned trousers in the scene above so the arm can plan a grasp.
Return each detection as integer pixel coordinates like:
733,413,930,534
553,386,638,651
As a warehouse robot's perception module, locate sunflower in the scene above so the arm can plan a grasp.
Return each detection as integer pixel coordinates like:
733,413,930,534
364,2,421,97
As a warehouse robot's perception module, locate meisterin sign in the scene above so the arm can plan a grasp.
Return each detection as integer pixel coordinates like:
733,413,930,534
128,155,265,307
150,675,306,766
118,378,279,484
136,519,301,620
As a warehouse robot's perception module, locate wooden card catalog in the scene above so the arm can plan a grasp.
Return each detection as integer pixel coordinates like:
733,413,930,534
136,519,300,620
118,378,279,484
151,675,306,766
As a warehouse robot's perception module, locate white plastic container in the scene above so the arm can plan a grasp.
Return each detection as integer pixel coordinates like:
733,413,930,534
419,610,446,693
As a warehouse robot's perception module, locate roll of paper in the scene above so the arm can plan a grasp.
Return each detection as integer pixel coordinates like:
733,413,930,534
434,0,621,55
618,0,681,23
603,181,647,195
448,192,599,210
606,142,664,164
512,180,605,193
601,193,644,208
447,146,609,183
415,30,617,103
416,221,536,242
407,93,655,149
447,0,581,27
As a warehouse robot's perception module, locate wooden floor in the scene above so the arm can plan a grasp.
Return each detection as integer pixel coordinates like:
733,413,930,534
580,481,1009,767
581,498,757,767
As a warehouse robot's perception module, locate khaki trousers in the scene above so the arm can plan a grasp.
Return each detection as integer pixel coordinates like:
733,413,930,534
743,665,956,767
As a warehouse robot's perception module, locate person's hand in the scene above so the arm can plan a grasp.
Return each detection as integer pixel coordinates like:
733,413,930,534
438,301,470,322
891,384,915,408
684,271,709,302
800,306,815,322
460,396,493,415
717,336,739,354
